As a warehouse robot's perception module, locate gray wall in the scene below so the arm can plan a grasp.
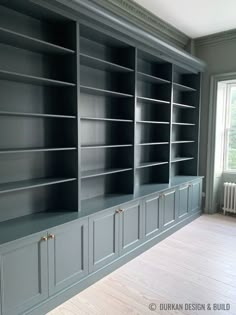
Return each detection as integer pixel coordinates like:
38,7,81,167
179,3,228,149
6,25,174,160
195,32,236,209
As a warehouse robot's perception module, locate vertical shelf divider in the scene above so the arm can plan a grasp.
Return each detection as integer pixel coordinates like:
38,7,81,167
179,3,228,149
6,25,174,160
169,64,174,184
77,22,81,212
133,48,138,195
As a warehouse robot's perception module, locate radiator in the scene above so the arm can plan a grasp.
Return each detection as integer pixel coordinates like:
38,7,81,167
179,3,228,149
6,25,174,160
223,182,236,214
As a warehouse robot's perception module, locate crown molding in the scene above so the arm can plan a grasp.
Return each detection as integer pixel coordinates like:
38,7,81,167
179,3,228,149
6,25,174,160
195,29,236,47
90,0,190,50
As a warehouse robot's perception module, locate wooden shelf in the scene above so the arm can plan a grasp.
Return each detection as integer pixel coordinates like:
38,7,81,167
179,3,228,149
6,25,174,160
171,157,194,163
137,72,171,84
0,26,75,55
0,111,76,119
137,96,170,105
0,69,76,87
172,141,195,144
137,142,169,146
81,144,133,149
81,167,132,179
80,53,134,73
80,85,133,98
136,161,168,169
0,177,77,195
173,83,196,92
136,120,169,125
172,122,195,126
0,147,77,154
81,117,133,123
173,102,196,109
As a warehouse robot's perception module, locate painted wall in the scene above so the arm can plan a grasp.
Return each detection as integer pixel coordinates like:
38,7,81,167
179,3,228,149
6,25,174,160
195,34,236,210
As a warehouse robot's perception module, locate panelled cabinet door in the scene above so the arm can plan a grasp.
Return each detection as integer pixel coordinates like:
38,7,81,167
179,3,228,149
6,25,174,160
48,219,89,296
191,180,202,213
0,233,48,315
143,193,162,240
119,200,143,255
162,189,178,229
89,207,119,273
178,184,191,220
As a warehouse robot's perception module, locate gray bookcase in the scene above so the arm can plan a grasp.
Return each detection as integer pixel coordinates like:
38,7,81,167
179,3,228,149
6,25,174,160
0,2,201,223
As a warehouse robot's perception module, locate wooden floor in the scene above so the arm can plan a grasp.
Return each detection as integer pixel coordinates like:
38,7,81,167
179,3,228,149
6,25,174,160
48,214,236,315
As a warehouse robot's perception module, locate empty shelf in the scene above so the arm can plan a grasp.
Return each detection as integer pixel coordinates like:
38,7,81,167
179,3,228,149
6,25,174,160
81,117,133,123
0,111,76,119
172,122,195,126
171,157,194,163
172,141,195,144
136,120,169,125
137,142,169,146
0,147,77,154
0,70,76,87
0,177,77,194
137,161,168,169
173,102,196,109
81,167,132,179
81,144,133,149
80,86,133,98
173,83,196,92
137,72,171,84
137,96,170,104
0,26,75,55
80,53,134,73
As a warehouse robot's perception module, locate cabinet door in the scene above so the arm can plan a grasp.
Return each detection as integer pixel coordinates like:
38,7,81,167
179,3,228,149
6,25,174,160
48,219,89,296
89,207,119,272
0,233,48,315
178,184,191,219
162,189,178,229
143,193,162,240
119,200,143,256
191,179,202,213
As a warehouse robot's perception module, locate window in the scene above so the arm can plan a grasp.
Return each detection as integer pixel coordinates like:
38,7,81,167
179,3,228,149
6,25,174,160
221,83,236,172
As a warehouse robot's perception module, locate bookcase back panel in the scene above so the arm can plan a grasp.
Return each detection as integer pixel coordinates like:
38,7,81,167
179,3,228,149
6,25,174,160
81,147,133,172
0,151,76,184
81,120,133,146
0,116,77,148
135,164,169,186
136,145,169,165
0,81,76,116
0,181,77,223
81,171,133,201
136,124,170,144
136,101,170,122
80,93,133,120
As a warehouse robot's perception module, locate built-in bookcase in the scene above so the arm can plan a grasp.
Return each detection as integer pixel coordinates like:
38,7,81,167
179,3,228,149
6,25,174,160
0,2,201,222
171,65,200,180
135,50,172,192
0,1,78,222
79,25,135,212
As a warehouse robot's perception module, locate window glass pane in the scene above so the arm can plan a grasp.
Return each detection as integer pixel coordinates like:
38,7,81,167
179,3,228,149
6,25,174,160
227,129,236,169
230,87,236,128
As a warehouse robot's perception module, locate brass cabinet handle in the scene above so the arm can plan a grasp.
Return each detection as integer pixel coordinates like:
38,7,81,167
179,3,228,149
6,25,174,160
119,209,124,213
115,209,120,214
41,236,48,242
48,234,55,240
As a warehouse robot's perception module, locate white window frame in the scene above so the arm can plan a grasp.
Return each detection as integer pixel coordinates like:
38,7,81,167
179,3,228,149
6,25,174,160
223,83,236,173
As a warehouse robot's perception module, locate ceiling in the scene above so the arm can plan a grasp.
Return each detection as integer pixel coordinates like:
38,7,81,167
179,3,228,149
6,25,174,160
133,0,236,38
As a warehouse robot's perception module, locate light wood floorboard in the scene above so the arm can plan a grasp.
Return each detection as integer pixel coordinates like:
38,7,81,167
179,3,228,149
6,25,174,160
48,214,236,315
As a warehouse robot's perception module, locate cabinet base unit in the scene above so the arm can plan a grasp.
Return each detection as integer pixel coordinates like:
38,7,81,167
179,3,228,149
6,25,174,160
0,0,204,314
